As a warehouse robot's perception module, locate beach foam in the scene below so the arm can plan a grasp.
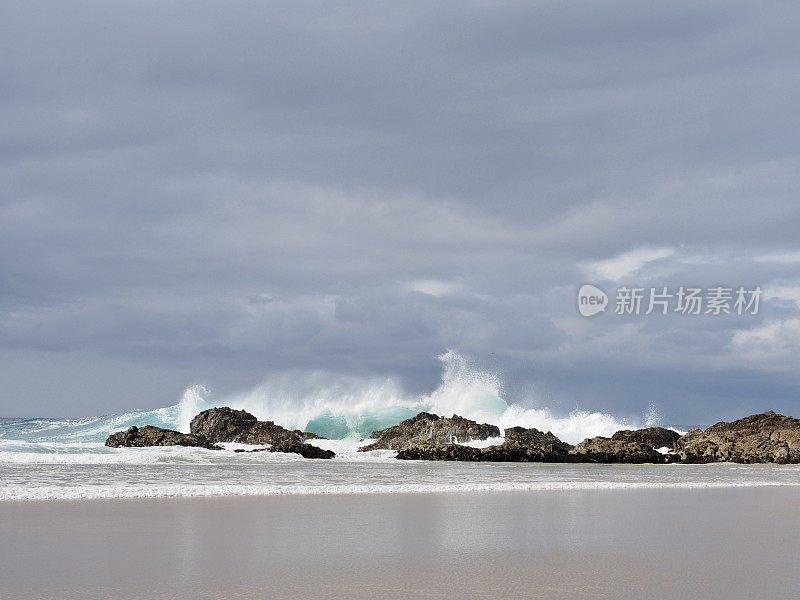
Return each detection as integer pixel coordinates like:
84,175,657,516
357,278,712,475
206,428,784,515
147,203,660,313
2,479,796,501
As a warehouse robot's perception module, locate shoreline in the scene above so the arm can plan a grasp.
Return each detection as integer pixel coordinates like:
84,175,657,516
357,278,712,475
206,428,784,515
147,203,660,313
3,460,799,502
3,477,800,502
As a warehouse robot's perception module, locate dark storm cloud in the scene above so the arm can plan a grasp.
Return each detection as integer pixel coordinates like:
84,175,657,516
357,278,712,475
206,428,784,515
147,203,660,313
1,1,799,422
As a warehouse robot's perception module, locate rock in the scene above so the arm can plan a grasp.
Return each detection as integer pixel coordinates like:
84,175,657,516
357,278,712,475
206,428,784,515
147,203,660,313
484,427,574,462
359,412,500,452
395,426,574,462
611,427,682,450
105,425,221,450
395,443,482,461
190,407,319,444
674,411,800,464
189,407,335,459
570,436,664,463
269,439,336,459
373,410,800,464
503,426,574,452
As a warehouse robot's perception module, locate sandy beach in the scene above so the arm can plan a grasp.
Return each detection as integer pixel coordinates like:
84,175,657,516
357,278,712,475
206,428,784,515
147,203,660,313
2,487,799,599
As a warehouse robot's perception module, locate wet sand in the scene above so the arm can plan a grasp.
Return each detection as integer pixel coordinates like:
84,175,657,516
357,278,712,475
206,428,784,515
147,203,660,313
1,487,799,599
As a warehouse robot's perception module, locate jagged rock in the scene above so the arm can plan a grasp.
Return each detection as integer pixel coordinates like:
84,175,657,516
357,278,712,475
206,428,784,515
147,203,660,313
359,412,500,452
484,426,574,462
395,426,574,462
395,443,482,461
395,426,670,463
611,427,682,450
674,411,800,464
268,439,336,459
570,437,664,463
189,407,335,459
105,425,221,450
503,426,574,452
190,407,320,444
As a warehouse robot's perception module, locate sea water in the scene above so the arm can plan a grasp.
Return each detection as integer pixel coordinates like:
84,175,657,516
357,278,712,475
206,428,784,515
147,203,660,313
2,352,798,500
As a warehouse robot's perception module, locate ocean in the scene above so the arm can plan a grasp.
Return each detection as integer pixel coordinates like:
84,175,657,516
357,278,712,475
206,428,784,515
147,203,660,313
2,352,798,501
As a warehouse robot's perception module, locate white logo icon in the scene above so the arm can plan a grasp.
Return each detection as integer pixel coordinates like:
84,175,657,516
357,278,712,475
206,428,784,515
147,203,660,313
578,284,608,317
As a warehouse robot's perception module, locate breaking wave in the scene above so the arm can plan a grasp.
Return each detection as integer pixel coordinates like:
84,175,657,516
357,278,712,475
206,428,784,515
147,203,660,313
0,351,660,446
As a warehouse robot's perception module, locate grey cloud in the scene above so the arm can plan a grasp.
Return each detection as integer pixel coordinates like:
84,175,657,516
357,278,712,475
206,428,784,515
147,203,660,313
1,1,799,424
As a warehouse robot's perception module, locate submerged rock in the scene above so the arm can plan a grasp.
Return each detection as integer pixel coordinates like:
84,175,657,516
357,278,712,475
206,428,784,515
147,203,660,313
105,425,221,450
611,427,682,450
359,412,500,452
570,436,665,463
674,411,800,464
268,439,336,459
189,407,334,459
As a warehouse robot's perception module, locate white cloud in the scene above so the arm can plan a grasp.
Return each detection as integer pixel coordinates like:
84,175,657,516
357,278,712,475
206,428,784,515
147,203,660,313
408,280,460,297
754,251,800,264
584,247,676,281
763,285,800,308
729,318,800,369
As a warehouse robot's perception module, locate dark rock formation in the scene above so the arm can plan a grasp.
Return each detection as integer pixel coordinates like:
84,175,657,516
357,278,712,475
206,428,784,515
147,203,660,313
190,407,321,444
387,415,662,464
486,426,574,462
674,411,800,464
359,412,500,452
503,426,573,451
395,426,574,462
367,410,800,464
395,443,482,461
268,439,336,459
105,425,221,450
611,427,682,450
189,407,335,459
570,436,665,463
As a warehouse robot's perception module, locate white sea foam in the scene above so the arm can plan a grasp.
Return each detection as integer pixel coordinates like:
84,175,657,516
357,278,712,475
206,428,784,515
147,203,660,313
0,439,394,465
1,479,796,501
458,437,506,448
0,351,682,451
187,351,662,444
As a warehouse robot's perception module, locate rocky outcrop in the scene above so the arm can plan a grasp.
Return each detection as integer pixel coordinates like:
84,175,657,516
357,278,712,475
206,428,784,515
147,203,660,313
487,426,574,461
268,439,336,459
611,427,682,450
190,407,321,444
395,426,574,462
396,443,483,461
503,426,573,451
674,411,800,464
570,436,665,463
105,425,221,450
359,412,500,452
189,407,335,459
230,442,334,459
385,415,662,463
369,410,800,464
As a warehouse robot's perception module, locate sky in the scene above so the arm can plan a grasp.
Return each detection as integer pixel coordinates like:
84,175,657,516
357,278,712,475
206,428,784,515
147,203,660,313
2,1,800,426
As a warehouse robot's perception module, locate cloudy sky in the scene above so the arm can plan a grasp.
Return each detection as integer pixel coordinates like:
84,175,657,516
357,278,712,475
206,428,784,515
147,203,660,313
2,1,800,425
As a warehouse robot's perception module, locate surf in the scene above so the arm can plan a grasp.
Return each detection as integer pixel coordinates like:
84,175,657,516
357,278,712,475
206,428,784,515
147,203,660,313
0,351,657,447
